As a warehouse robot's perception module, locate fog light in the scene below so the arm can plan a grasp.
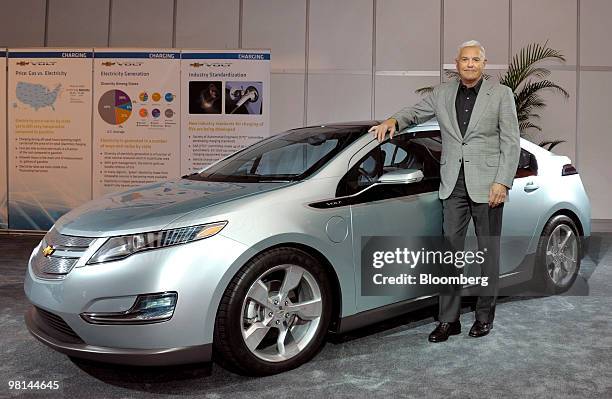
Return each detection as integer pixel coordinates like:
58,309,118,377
81,292,178,325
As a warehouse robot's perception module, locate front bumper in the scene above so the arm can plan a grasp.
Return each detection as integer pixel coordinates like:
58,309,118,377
24,233,248,365
25,306,212,366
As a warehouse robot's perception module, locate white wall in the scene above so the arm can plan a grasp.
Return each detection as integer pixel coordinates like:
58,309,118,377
243,0,307,132
0,0,610,220
176,0,240,49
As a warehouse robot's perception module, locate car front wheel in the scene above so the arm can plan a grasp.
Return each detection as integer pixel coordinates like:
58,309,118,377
213,247,332,376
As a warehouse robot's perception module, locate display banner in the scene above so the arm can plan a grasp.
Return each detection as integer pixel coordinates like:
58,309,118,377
180,50,271,174
0,50,7,229
7,49,93,230
92,49,181,198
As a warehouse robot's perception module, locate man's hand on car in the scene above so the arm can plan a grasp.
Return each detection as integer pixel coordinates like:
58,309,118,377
368,118,397,142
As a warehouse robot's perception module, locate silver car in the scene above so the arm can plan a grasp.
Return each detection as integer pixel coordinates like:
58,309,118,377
24,120,591,375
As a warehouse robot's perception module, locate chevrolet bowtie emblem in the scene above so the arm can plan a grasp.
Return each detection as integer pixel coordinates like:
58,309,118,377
42,245,55,257
190,62,204,67
101,61,115,66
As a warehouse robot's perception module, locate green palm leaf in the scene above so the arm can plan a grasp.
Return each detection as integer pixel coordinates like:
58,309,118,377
539,139,566,150
415,86,435,95
515,80,569,107
415,70,489,96
499,41,566,91
520,121,541,132
444,70,460,80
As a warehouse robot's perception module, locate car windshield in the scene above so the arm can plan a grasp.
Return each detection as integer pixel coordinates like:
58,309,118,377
185,125,368,182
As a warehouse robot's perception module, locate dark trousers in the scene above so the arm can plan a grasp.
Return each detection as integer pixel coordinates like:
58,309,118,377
439,165,504,323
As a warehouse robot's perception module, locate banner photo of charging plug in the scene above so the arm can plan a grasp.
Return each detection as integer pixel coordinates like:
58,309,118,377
226,82,262,115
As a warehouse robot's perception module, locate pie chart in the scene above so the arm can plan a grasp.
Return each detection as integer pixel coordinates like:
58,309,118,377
98,90,132,125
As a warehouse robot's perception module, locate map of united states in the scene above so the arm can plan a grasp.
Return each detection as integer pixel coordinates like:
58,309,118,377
16,82,62,111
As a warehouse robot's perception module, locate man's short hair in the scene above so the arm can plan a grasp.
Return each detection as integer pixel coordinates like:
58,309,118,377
457,40,486,59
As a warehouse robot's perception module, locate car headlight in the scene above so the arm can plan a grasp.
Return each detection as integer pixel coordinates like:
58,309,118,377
87,221,227,264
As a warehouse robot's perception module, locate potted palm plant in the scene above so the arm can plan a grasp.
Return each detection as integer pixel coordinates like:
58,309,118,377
416,41,569,150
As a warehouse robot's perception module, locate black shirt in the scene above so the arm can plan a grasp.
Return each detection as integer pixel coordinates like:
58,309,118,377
455,78,483,137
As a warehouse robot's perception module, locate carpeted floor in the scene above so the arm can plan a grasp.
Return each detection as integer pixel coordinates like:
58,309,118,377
1,233,611,398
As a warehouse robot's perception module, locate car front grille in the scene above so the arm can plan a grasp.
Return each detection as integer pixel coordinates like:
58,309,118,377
44,228,95,248
31,255,78,275
31,228,97,280
32,306,84,344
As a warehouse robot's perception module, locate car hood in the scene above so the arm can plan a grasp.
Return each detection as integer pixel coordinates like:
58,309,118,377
54,178,293,237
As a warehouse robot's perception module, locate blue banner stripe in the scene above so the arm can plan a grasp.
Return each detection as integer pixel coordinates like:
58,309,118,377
181,53,270,60
8,51,93,58
94,52,181,59
6,51,269,60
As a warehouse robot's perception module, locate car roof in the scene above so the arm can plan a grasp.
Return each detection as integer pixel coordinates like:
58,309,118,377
295,118,440,136
306,120,380,129
304,118,439,128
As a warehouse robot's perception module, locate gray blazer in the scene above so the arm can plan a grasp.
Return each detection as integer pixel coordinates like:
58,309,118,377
391,78,521,203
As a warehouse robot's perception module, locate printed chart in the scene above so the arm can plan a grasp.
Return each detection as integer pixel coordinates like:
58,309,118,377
98,89,132,125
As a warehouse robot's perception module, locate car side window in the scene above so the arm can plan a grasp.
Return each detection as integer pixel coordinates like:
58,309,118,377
405,136,441,179
337,133,441,197
515,148,538,178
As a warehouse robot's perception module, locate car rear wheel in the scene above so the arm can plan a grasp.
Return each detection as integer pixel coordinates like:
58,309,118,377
213,247,332,376
535,215,581,294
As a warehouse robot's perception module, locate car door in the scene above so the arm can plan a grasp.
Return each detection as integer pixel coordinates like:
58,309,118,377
338,132,444,312
498,147,545,273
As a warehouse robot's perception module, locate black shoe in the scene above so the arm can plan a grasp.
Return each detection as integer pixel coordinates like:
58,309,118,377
428,321,461,342
468,321,493,337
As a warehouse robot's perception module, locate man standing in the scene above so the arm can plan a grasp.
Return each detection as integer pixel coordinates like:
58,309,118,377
369,40,520,342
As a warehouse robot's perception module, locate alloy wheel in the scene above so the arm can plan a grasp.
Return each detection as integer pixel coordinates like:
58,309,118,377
240,264,322,362
545,224,578,287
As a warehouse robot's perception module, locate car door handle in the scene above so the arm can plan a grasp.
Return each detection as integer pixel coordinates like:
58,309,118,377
524,181,539,192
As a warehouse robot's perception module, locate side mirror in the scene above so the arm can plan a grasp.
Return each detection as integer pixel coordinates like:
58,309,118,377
378,168,424,184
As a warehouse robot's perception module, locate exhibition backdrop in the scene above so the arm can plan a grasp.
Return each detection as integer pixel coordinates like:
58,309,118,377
92,49,181,198
2,48,270,230
8,49,93,230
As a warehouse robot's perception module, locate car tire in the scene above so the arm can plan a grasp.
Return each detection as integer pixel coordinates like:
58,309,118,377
213,247,332,376
534,215,581,295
